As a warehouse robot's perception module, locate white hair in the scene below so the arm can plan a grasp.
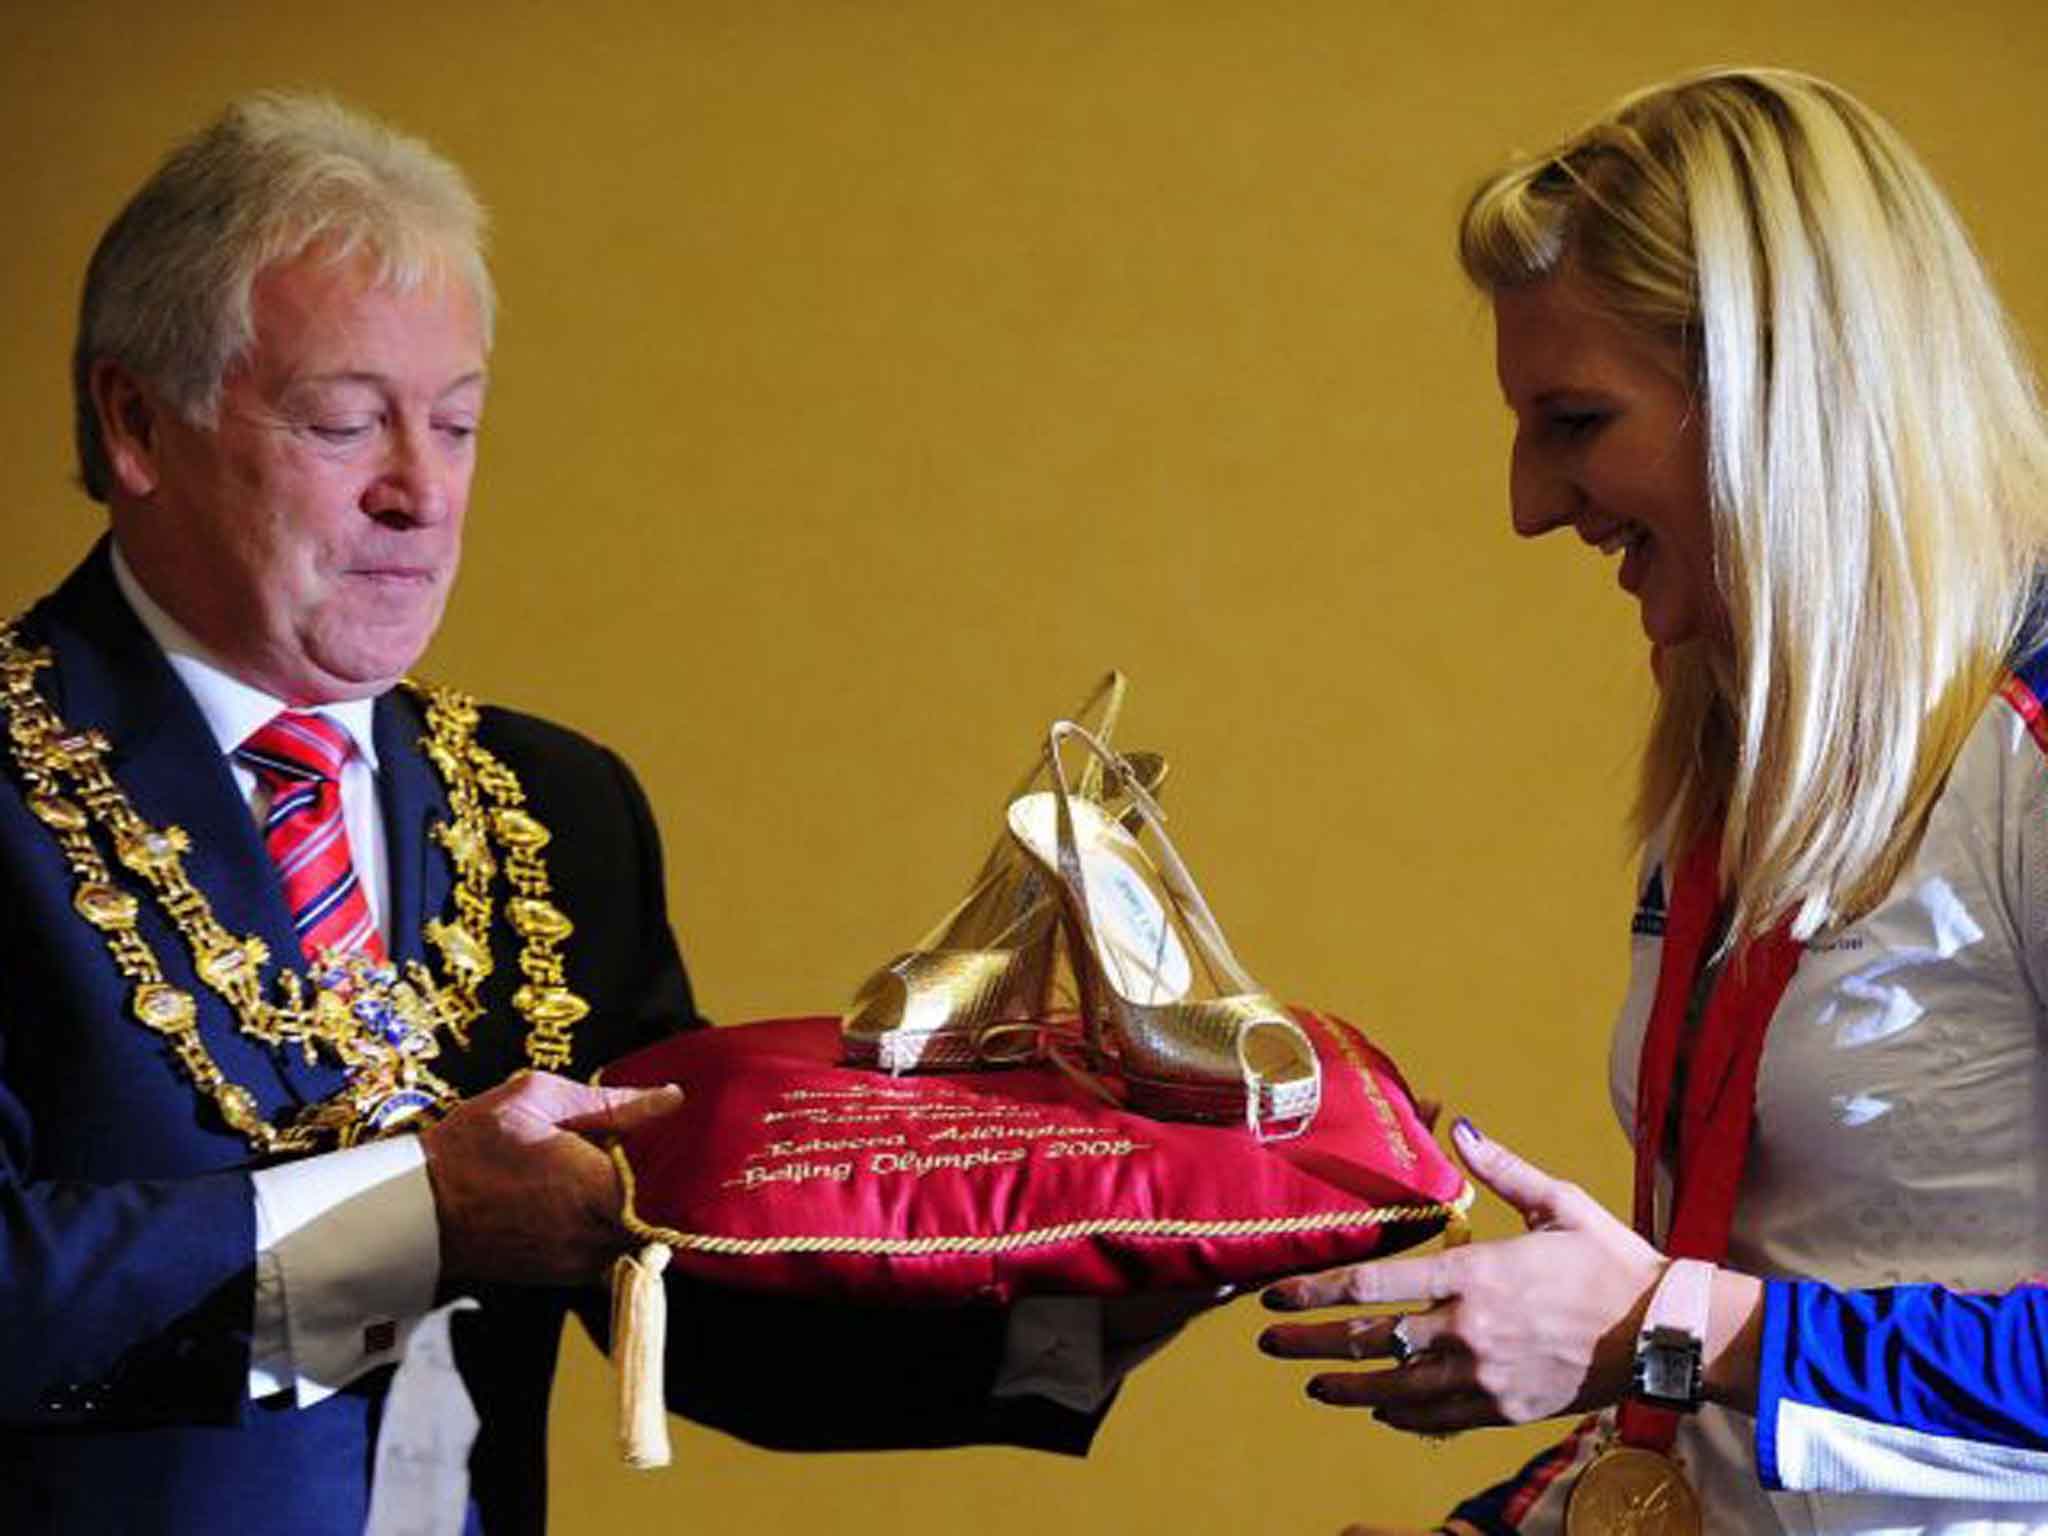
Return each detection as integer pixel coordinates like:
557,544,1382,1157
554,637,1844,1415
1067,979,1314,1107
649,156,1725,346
73,91,495,500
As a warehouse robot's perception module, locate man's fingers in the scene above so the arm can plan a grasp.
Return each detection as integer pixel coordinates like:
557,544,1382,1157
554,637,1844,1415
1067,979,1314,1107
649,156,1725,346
558,1082,685,1138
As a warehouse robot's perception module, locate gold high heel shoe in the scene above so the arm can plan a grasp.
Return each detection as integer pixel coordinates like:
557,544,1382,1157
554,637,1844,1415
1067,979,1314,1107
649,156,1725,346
842,673,1167,1073
1006,719,1320,1140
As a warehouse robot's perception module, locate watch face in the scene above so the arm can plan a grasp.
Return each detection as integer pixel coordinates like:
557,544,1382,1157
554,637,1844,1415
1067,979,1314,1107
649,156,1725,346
1634,1326,1704,1410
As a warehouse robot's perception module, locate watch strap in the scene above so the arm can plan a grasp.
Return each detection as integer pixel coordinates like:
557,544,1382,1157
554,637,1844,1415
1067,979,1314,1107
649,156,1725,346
1644,1256,1714,1341
1616,1257,1714,1451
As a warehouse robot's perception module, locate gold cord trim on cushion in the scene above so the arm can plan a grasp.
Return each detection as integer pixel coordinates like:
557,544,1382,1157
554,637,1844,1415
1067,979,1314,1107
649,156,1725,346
602,1142,1472,1469
608,1143,1474,1254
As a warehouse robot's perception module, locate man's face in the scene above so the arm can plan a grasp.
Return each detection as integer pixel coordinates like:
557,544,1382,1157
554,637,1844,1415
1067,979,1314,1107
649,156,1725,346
114,251,488,703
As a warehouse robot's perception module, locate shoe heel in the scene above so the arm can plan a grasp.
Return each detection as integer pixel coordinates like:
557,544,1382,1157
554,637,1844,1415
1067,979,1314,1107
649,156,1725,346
1009,722,1320,1139
841,672,1166,1073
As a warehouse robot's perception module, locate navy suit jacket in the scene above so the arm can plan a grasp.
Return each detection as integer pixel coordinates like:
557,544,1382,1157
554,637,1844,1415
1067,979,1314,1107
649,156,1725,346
0,549,1093,1535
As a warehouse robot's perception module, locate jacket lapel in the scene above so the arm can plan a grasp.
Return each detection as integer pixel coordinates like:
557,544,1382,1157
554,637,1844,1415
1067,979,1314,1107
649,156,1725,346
31,544,337,1116
374,686,452,968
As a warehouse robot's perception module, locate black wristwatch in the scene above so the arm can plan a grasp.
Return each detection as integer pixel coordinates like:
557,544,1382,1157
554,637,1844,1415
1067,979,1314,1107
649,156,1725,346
1628,1257,1712,1414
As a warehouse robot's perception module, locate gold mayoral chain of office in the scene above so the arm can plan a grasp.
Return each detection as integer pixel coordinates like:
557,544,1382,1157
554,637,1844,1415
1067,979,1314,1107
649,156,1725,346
0,620,592,1155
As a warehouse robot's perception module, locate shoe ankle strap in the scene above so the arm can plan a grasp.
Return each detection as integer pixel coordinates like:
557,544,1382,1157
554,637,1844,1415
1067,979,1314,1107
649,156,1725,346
1039,719,1256,997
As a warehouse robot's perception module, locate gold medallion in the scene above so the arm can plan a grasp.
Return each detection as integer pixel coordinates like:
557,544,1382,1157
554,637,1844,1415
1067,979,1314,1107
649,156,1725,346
1565,1445,1702,1536
196,939,264,990
30,793,86,830
515,983,589,1027
491,807,549,850
507,897,572,941
75,882,139,928
132,983,198,1034
425,917,490,981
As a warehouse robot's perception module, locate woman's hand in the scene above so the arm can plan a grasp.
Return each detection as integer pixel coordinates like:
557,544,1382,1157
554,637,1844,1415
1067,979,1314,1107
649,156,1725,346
1258,1119,1663,1432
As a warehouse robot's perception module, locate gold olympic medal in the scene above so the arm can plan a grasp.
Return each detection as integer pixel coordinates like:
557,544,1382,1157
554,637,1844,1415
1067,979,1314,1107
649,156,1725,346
1565,1445,1702,1536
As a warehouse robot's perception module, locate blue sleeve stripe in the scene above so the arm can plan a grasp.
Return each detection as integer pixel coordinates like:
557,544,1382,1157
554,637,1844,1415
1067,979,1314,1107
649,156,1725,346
1770,1280,2048,1452
1756,1278,1795,1490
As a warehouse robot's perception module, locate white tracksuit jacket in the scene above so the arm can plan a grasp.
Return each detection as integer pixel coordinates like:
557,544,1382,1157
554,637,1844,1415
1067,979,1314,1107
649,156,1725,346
1449,662,2048,1535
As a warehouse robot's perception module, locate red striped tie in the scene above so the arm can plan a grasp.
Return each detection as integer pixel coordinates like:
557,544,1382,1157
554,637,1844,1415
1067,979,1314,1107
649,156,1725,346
235,712,386,965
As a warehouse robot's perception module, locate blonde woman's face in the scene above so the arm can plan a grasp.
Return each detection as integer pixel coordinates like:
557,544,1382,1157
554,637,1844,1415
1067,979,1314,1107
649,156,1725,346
1493,273,1727,652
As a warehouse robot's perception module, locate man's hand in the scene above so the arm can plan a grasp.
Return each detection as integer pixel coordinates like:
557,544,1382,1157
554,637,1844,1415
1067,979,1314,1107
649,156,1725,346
420,1072,684,1287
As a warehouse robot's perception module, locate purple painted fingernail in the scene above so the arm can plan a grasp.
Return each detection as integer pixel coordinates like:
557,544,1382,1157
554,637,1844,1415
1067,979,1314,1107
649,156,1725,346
1452,1117,1483,1145
1306,1379,1331,1402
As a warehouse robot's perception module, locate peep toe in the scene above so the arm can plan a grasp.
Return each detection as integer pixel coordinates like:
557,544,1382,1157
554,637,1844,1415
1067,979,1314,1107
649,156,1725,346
842,674,1165,1073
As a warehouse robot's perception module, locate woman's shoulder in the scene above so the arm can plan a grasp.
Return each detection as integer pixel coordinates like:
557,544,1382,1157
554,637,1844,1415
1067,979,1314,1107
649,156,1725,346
1994,582,2048,734
1999,637,2048,748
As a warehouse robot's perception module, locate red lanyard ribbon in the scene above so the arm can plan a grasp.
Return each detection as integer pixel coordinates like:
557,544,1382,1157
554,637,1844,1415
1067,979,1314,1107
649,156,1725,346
1619,823,1802,1451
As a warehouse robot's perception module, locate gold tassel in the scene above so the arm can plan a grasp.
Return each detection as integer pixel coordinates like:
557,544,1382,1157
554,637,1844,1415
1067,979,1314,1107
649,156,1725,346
611,1241,673,1469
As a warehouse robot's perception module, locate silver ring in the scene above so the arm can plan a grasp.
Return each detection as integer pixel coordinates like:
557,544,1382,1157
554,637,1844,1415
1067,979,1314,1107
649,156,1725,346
1387,1316,1415,1366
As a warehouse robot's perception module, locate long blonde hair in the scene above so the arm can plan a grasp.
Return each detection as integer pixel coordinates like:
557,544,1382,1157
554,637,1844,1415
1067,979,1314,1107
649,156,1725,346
1461,68,2048,942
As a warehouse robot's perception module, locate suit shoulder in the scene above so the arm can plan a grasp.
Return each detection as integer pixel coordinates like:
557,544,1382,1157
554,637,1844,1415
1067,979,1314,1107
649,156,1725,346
471,701,619,769
461,700,658,833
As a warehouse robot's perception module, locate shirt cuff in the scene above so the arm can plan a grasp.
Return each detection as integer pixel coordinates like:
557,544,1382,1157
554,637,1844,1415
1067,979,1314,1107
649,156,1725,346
248,1137,441,1407
992,1297,1111,1414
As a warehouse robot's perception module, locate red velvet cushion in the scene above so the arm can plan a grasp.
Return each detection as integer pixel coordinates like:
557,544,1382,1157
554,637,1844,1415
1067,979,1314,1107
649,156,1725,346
600,1010,1469,1305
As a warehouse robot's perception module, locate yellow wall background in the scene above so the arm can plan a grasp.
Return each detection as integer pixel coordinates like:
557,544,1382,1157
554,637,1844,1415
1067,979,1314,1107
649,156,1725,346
5,3,2044,1531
